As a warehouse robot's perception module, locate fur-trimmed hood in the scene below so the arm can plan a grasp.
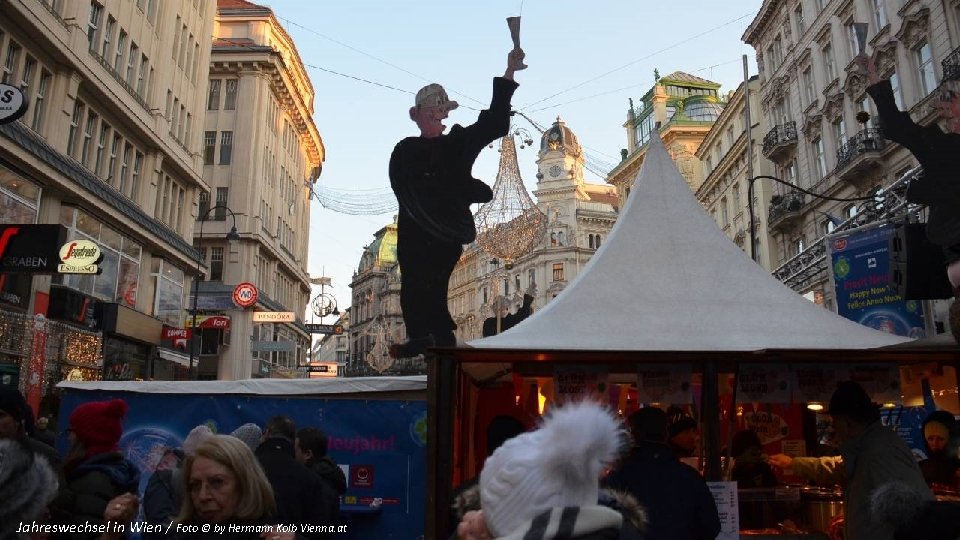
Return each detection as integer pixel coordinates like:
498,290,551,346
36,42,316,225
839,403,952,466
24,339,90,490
0,438,58,540
453,484,647,537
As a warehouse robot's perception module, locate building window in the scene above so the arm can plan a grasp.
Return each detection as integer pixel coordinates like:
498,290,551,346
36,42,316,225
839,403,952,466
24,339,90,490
794,3,805,35
846,23,859,58
207,79,220,110
137,54,148,95
0,165,41,223
119,143,132,196
30,70,50,132
873,0,887,29
785,160,797,185
215,187,228,220
87,1,103,52
822,43,836,81
198,191,210,218
2,40,20,85
67,101,85,158
857,97,874,129
100,16,115,59
153,260,184,326
589,234,595,249
125,43,138,85
812,136,826,179
210,247,224,281
60,207,142,306
107,133,121,185
114,30,127,73
80,111,98,168
844,203,858,219
224,79,238,110
832,117,846,149
94,122,110,177
131,151,143,199
823,218,837,235
527,268,536,289
889,71,904,109
552,262,564,282
219,131,233,165
172,16,181,60
915,42,937,98
203,131,216,164
802,67,815,107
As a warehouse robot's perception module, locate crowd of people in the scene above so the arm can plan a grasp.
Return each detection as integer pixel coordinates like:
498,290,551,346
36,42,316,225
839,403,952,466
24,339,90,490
0,385,345,540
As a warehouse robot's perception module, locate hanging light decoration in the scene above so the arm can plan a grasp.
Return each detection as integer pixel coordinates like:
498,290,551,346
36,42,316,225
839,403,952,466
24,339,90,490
364,318,395,373
474,128,547,268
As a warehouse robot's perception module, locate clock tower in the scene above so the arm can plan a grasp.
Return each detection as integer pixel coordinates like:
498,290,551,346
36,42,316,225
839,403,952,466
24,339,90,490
534,117,586,205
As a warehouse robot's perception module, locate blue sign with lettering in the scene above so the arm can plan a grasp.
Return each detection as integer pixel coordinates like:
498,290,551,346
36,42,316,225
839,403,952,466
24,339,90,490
827,224,925,338
58,391,426,539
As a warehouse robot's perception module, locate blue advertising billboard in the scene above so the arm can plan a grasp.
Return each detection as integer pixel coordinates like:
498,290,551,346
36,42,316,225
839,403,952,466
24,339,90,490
826,223,926,338
58,390,426,540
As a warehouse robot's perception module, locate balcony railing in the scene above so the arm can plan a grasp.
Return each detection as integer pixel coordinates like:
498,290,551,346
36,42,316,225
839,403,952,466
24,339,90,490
767,190,804,231
761,122,798,160
944,44,960,81
89,50,151,112
835,128,886,178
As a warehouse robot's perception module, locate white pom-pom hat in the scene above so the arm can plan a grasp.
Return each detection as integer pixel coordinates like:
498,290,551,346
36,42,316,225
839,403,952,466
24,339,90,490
479,401,626,537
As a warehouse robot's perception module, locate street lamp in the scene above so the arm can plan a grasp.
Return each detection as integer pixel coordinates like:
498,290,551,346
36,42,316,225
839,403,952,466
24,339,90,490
189,204,241,379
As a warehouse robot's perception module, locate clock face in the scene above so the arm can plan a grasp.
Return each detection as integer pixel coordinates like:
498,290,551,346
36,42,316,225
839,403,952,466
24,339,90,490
549,165,562,177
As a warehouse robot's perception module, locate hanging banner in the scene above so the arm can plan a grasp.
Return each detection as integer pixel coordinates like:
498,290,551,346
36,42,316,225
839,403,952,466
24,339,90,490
826,223,925,338
58,391,426,540
553,365,608,403
737,364,791,403
636,364,693,404
847,363,902,404
792,364,839,404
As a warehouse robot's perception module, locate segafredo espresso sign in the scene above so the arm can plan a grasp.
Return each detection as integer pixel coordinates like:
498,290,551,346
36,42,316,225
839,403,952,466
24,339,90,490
0,84,28,125
58,240,103,274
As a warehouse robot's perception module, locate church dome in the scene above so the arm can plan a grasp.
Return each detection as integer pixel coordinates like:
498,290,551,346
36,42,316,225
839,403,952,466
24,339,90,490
540,117,582,156
357,218,398,273
680,96,724,122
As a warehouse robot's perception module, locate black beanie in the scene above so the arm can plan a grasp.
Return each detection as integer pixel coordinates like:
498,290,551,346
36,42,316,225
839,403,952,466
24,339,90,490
0,385,32,436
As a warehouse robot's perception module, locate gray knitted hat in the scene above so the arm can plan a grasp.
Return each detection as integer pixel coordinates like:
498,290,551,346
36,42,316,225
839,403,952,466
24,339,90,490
230,423,263,451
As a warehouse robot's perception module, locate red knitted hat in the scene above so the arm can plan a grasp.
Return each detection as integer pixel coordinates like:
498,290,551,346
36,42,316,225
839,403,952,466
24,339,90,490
69,399,128,457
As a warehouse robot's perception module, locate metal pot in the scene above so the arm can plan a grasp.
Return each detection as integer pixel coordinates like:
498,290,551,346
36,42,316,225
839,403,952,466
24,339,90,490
801,487,843,534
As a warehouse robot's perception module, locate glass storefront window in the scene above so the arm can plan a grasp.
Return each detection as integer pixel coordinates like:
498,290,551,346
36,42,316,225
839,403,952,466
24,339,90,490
61,206,141,307
0,166,41,224
154,259,184,326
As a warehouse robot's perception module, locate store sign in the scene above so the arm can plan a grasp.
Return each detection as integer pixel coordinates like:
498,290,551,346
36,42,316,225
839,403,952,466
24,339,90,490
57,239,103,274
161,326,191,351
232,282,258,308
184,315,231,329
0,84,28,125
252,311,295,323
553,365,608,403
250,340,296,352
307,362,338,377
0,224,67,274
637,364,693,404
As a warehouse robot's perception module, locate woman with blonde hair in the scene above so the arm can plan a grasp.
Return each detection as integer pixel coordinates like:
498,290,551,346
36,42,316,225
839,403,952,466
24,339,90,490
175,435,292,540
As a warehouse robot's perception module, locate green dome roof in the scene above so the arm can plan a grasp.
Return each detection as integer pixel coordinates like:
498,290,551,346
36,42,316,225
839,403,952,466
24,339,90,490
358,218,398,273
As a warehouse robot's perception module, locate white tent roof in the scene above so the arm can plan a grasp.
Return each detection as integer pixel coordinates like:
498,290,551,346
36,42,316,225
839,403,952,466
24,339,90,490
470,132,909,351
57,376,426,395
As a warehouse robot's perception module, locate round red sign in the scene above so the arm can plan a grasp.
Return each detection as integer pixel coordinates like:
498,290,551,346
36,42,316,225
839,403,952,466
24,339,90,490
232,282,258,308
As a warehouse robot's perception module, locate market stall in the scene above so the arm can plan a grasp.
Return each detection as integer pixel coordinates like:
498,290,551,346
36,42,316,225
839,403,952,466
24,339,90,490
425,133,960,539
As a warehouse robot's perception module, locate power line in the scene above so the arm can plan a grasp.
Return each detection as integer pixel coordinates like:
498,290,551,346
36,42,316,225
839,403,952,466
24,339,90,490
518,12,755,111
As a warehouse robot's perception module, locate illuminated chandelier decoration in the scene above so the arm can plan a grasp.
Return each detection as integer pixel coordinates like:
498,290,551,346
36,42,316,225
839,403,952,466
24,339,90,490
363,318,395,373
474,128,547,268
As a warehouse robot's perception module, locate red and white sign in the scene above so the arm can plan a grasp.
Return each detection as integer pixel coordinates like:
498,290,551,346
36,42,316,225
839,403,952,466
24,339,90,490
351,465,375,488
161,325,191,350
184,315,231,329
232,282,258,308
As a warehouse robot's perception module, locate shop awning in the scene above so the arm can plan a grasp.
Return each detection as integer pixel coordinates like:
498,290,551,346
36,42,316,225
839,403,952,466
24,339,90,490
469,132,910,352
157,348,190,367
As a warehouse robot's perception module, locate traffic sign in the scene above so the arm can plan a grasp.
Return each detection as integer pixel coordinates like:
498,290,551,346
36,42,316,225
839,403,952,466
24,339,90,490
305,323,344,335
232,282,258,308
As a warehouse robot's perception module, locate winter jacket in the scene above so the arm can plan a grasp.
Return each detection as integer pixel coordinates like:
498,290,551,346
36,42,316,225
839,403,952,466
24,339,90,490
255,437,337,534
307,456,346,495
143,466,184,540
389,77,516,246
604,442,719,540
0,438,58,540
450,485,646,540
49,452,140,540
867,79,960,260
495,506,630,540
790,420,932,540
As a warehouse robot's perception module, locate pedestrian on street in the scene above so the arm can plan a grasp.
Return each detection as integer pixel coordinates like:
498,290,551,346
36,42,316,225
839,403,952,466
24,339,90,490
768,381,931,540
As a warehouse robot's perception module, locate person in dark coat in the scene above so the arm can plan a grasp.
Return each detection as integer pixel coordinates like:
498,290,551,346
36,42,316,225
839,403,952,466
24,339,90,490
482,294,534,337
856,55,960,320
0,385,60,472
605,407,720,540
49,399,139,540
255,416,337,534
918,410,960,489
33,416,56,447
295,427,346,495
388,46,527,359
871,481,960,540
